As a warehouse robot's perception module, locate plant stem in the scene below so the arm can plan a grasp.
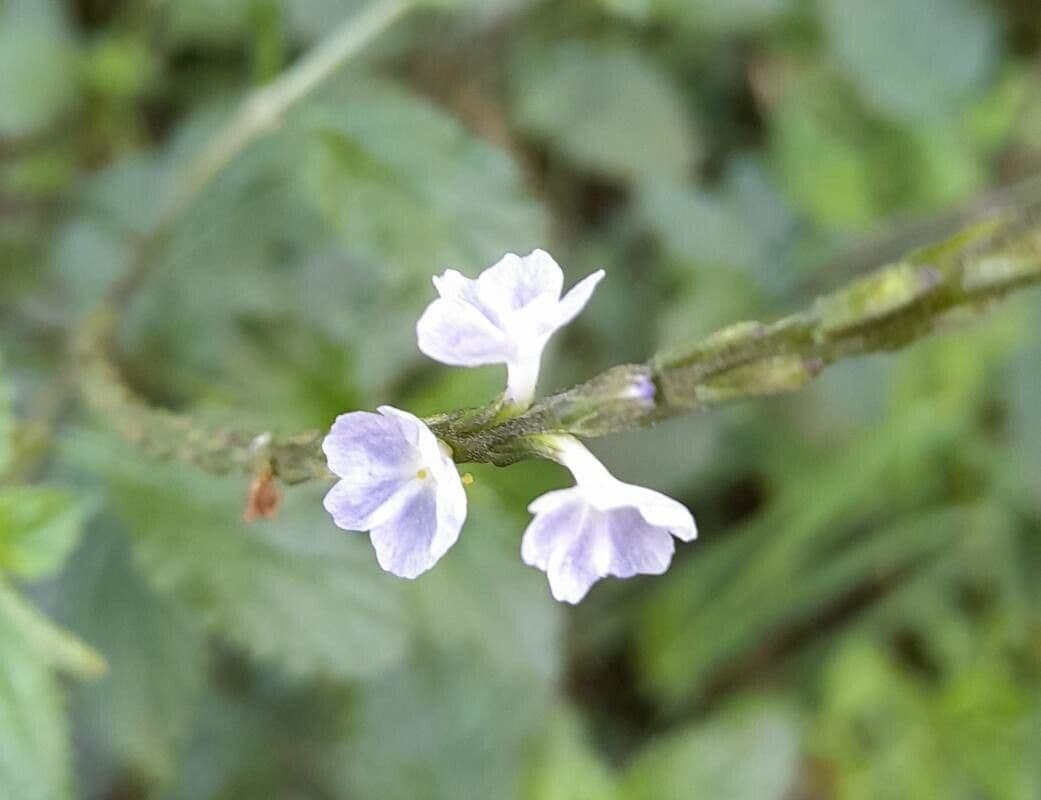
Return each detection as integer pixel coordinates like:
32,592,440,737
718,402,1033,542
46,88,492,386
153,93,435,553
68,0,416,486
67,1,1041,487
79,191,1041,483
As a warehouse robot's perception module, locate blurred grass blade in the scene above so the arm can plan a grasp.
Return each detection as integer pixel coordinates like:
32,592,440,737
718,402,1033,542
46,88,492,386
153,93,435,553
0,577,106,679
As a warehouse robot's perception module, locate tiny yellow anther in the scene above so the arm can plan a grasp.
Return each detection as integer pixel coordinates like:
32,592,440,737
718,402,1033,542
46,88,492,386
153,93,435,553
461,472,474,486
416,468,429,480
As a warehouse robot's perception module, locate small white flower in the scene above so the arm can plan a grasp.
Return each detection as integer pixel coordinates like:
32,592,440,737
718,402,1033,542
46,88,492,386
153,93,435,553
521,436,696,603
416,249,604,407
322,406,466,579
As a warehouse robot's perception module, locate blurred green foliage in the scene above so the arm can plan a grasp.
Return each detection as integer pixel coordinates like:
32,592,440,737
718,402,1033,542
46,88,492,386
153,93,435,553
1,0,1040,798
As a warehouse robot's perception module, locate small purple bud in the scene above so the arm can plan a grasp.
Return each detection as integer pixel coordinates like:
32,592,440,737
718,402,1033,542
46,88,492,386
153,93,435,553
625,373,657,406
554,366,659,436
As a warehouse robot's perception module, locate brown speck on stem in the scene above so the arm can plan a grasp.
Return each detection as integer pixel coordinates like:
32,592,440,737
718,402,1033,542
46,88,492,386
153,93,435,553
244,464,282,522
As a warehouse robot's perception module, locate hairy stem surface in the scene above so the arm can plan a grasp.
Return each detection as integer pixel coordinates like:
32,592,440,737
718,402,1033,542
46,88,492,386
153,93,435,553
79,196,1041,483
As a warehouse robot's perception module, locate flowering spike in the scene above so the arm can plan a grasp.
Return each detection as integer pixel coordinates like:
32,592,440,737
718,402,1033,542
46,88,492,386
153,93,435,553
416,249,605,408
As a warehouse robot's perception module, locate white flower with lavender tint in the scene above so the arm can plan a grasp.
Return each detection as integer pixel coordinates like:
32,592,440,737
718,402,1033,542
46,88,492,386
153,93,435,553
521,436,696,603
416,249,605,407
322,406,466,579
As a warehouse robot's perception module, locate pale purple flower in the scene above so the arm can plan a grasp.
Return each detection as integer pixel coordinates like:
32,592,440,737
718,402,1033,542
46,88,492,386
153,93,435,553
416,249,604,407
521,436,696,603
322,406,466,579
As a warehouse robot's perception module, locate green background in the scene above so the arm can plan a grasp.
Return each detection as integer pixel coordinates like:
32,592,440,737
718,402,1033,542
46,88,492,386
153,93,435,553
2,0,1040,797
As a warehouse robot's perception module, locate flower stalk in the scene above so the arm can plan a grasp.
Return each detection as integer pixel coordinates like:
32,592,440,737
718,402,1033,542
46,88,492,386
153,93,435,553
77,196,1041,484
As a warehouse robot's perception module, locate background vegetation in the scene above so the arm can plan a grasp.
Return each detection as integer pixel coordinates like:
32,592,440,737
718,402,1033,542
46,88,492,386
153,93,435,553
2,0,1040,797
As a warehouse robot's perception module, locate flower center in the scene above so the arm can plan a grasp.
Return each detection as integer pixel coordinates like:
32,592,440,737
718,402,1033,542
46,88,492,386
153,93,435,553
415,468,429,480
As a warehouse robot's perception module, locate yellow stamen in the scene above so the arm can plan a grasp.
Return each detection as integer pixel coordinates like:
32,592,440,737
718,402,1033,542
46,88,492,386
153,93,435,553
461,472,474,486
416,468,428,479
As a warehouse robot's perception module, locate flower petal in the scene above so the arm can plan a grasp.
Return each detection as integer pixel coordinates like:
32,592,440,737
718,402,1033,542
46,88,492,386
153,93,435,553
478,249,564,313
376,408,441,470
431,269,471,299
527,487,579,516
376,405,427,450
432,269,507,330
621,485,697,541
523,495,605,603
322,475,410,531
433,471,467,556
523,500,678,603
416,297,511,367
602,506,676,577
423,443,467,532
521,490,585,570
369,482,461,579
322,411,416,480
417,251,602,384
544,520,601,604
553,269,605,329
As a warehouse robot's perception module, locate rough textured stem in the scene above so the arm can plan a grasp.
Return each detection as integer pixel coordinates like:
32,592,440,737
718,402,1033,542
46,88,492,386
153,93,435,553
78,198,1041,483
652,206,1041,410
70,0,416,485
74,309,331,484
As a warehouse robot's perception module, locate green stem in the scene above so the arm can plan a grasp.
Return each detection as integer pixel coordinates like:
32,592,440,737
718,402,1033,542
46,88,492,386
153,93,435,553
79,194,1041,483
69,0,416,486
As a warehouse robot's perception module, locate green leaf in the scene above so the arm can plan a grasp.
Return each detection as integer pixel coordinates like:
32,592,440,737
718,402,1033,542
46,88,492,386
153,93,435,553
0,581,74,800
161,0,257,46
81,33,159,100
55,138,336,409
0,352,12,475
767,67,988,228
57,531,206,788
1009,304,1041,487
298,80,549,283
814,643,1041,800
636,407,964,703
822,0,998,123
0,487,86,580
769,81,877,227
638,179,753,268
905,123,986,206
58,80,546,410
49,217,130,314
70,432,411,682
164,679,353,800
842,499,1032,675
596,0,654,22
128,78,549,403
404,484,563,683
512,41,699,181
646,0,792,32
281,0,364,41
524,709,620,800
0,579,106,680
621,703,801,800
335,647,550,800
598,0,791,31
636,157,795,281
0,0,77,137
